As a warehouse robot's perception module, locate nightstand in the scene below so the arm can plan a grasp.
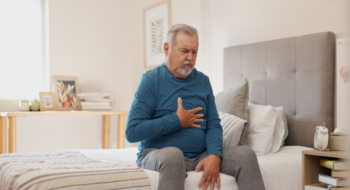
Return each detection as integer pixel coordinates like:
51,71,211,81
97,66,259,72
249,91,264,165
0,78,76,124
302,150,350,190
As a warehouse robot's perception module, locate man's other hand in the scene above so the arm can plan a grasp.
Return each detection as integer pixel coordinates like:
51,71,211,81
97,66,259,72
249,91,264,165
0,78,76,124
195,155,221,190
176,97,203,128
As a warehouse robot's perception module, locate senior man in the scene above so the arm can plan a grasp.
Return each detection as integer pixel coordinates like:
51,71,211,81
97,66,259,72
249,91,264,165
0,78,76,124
126,24,265,190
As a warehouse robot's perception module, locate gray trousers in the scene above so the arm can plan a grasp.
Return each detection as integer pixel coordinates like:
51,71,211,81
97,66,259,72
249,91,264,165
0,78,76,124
138,146,265,190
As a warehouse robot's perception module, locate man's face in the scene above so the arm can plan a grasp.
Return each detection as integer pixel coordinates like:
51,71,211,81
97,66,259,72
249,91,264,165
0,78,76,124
164,32,198,79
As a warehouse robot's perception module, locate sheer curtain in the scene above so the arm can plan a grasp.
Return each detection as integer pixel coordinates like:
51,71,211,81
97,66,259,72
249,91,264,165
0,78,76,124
0,0,44,100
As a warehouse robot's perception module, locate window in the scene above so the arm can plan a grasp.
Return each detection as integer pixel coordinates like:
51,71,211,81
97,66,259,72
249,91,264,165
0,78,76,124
0,0,45,99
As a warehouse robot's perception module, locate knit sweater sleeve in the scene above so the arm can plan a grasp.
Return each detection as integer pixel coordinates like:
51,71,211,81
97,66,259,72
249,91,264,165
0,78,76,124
125,74,182,143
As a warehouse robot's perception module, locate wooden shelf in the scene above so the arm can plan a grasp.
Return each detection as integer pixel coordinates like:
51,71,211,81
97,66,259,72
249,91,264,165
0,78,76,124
302,149,350,159
0,111,128,117
0,111,128,154
304,183,327,189
80,99,116,102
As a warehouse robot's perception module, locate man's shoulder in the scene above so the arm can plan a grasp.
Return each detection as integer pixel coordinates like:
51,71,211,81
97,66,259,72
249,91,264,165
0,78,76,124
193,69,209,81
143,64,165,79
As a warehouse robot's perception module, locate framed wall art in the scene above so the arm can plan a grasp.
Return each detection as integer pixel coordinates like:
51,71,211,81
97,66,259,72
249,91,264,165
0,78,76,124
51,76,82,111
39,92,57,111
143,0,171,69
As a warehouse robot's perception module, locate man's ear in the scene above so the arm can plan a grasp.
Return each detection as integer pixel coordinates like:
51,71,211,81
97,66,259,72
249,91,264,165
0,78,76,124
164,42,169,55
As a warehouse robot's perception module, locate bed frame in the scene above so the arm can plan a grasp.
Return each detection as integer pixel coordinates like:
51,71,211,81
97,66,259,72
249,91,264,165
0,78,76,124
223,32,336,148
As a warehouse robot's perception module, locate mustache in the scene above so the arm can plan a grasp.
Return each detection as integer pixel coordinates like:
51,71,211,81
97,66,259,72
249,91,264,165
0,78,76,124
181,61,194,67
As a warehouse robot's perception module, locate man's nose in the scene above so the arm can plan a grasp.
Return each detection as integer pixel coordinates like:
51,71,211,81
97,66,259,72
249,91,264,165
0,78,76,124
186,52,194,61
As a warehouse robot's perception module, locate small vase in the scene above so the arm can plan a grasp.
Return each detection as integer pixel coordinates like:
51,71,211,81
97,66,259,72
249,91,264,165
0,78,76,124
30,102,40,111
20,102,30,111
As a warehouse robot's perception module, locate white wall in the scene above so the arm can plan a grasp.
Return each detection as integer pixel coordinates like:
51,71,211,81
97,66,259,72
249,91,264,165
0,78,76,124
205,0,350,94
14,0,136,152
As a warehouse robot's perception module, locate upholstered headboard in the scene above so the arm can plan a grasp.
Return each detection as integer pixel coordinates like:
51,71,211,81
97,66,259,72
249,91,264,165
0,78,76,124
223,32,336,148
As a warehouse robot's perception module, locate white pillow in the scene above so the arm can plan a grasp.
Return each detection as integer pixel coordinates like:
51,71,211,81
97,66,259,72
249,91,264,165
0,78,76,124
247,103,285,155
219,111,248,147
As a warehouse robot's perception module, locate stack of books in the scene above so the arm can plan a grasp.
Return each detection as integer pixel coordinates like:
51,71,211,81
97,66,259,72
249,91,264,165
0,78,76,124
305,158,350,190
77,93,115,111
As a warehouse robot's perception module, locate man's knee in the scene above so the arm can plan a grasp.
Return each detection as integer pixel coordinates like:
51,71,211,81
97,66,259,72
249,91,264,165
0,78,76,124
157,147,185,167
223,146,257,163
221,146,258,176
237,146,256,160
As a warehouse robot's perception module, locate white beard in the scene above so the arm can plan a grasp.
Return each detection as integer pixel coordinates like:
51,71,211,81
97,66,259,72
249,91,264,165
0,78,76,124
176,61,194,77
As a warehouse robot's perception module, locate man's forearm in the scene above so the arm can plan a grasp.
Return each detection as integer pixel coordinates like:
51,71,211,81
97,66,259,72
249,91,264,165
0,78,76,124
125,112,181,143
205,114,223,159
205,126,223,159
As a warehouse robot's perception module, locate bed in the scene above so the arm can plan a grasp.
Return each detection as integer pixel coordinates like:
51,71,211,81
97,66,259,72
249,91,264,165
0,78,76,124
79,146,314,190
0,31,336,190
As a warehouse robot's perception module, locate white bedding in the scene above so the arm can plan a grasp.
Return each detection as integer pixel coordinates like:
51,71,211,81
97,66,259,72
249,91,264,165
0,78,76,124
79,146,313,190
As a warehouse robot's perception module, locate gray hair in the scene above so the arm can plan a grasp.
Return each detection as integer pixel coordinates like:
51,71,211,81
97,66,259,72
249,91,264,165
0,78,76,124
167,24,198,48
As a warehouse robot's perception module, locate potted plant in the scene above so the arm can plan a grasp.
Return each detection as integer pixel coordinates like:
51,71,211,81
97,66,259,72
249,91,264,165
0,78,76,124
30,98,40,111
20,100,30,111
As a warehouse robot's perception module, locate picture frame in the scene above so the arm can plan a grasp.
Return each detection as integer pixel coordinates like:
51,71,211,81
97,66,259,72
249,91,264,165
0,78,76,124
143,0,171,69
39,92,57,111
51,76,82,111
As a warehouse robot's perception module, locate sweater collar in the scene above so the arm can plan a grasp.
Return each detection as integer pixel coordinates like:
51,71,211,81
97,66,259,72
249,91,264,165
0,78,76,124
162,63,195,82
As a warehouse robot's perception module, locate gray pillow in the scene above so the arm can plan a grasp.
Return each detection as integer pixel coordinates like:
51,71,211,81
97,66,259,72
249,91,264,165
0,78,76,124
215,79,249,146
274,106,289,147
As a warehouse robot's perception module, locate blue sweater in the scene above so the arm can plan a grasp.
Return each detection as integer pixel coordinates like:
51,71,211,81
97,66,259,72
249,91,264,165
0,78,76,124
126,63,223,164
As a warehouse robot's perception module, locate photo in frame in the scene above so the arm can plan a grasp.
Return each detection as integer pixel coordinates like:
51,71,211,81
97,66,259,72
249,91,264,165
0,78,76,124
143,0,171,69
51,76,82,111
39,92,57,111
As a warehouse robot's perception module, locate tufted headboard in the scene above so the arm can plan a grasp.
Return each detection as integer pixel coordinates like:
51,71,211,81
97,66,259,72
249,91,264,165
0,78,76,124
223,32,336,148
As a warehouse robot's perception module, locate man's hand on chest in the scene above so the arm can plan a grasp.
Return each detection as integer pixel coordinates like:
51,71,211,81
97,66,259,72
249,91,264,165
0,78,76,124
176,97,204,128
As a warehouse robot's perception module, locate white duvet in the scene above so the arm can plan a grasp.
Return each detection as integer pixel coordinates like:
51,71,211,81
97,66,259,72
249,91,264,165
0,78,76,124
79,146,313,190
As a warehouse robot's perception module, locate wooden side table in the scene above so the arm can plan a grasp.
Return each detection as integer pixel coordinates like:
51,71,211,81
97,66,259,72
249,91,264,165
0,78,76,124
302,150,350,190
0,111,128,154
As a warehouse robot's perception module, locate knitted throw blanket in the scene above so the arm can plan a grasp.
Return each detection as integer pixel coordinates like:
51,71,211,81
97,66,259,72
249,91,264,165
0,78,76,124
0,149,151,190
